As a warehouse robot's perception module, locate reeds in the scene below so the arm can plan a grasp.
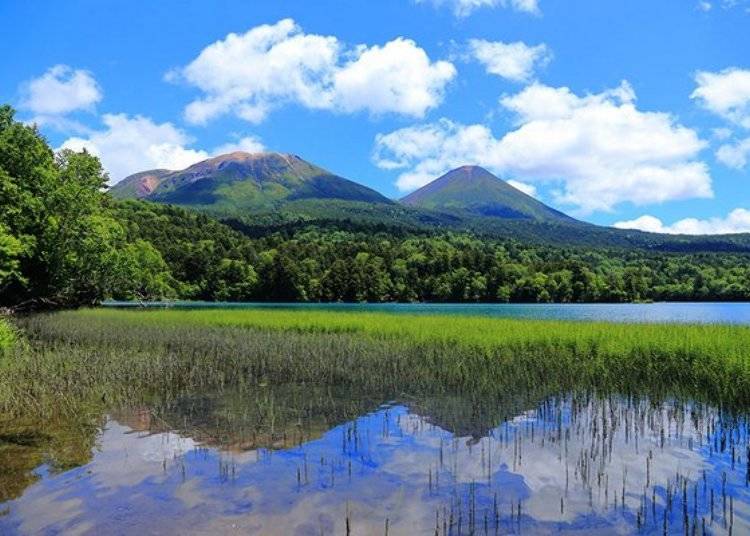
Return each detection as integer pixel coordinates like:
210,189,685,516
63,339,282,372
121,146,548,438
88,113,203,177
0,317,14,352
6,308,750,533
3,308,750,418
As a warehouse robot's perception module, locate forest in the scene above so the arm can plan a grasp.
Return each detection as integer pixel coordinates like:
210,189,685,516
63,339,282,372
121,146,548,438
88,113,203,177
3,103,750,309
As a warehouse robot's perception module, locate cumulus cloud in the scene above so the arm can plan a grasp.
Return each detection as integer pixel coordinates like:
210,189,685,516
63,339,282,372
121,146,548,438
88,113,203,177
60,115,265,183
20,65,102,116
507,179,537,197
691,68,750,128
374,81,711,213
468,39,551,82
213,135,266,155
614,209,750,235
416,0,540,17
170,19,456,125
716,137,750,168
692,68,750,168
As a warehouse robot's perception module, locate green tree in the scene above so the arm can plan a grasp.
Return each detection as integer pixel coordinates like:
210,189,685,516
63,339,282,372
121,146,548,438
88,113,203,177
0,224,23,293
0,106,177,308
111,240,176,301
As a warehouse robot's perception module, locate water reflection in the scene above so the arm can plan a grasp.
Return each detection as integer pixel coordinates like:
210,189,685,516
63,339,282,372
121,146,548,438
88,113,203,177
1,390,749,534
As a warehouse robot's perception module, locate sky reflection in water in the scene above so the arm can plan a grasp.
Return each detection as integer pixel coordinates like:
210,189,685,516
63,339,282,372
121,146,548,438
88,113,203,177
1,393,749,535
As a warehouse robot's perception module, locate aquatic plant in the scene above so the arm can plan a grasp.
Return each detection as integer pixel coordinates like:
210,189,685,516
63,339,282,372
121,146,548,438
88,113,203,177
5,308,750,418
4,309,750,534
0,318,13,352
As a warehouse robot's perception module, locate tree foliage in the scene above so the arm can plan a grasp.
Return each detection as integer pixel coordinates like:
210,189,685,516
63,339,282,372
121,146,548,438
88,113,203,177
114,201,750,304
3,102,750,307
0,106,172,308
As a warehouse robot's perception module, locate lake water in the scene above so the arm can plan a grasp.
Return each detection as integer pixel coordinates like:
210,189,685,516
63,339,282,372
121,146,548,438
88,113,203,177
104,301,750,325
5,303,750,534
2,388,749,535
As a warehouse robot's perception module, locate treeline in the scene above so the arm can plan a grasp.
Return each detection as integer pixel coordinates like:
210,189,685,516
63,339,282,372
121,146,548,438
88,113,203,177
3,103,750,308
113,201,750,303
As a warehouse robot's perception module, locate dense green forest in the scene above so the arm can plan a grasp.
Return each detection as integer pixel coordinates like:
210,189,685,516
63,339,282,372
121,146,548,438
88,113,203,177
114,201,750,303
2,104,750,308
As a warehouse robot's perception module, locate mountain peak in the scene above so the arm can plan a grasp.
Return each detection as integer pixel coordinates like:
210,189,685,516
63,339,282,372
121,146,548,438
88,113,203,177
109,152,391,211
401,166,574,223
205,151,296,163
455,164,491,174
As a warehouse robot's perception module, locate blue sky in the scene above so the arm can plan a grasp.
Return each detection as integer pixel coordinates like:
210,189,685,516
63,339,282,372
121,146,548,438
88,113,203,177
2,0,750,232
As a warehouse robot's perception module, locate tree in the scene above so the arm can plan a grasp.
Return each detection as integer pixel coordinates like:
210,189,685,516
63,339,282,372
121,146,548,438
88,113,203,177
0,105,176,308
0,224,23,293
111,240,177,301
206,259,258,301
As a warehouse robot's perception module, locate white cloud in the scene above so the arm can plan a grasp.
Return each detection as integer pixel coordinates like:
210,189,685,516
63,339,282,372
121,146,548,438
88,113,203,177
692,68,750,168
614,209,750,235
374,120,496,189
468,39,551,82
213,135,266,155
61,115,208,182
612,215,668,233
333,38,456,117
507,179,537,197
60,114,265,183
712,127,733,140
691,68,750,128
697,1,713,11
416,0,540,17
374,81,711,214
171,19,455,125
20,65,102,116
716,137,750,168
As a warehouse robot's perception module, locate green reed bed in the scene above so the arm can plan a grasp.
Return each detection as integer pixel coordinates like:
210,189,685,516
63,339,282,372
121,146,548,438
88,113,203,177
74,308,750,397
0,318,14,352
4,307,750,416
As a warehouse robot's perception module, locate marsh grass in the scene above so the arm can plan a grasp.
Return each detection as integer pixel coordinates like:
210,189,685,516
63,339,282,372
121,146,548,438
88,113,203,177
0,318,14,352
5,308,750,533
4,308,750,419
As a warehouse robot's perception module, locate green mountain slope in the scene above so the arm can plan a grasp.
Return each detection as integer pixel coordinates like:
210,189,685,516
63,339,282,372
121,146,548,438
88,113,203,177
401,165,575,223
110,152,392,213
111,155,750,253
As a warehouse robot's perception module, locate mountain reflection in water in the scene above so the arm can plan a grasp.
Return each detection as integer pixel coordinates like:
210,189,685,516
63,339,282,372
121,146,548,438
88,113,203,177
1,389,749,535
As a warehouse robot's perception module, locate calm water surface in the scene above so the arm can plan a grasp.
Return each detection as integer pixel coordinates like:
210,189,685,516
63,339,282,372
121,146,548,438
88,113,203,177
2,388,749,535
104,301,750,325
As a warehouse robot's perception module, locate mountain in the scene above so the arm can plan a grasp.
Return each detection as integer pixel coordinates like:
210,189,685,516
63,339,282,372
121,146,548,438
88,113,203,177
401,165,574,223
111,156,750,253
109,169,173,199
110,152,392,213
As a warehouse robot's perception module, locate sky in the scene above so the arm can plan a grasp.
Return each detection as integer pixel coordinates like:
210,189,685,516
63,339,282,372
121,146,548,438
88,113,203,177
2,0,750,233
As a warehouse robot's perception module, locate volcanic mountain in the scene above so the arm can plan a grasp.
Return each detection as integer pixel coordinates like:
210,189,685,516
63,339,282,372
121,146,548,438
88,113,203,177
111,156,750,252
110,152,392,213
401,165,574,223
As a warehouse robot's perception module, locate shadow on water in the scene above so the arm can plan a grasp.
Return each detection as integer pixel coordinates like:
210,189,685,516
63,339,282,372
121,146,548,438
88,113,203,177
3,383,750,535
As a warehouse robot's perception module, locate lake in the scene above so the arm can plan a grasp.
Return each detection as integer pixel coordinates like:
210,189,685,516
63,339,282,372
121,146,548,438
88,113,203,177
104,301,750,325
2,387,748,535
4,307,750,534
